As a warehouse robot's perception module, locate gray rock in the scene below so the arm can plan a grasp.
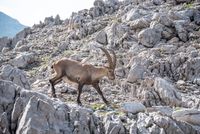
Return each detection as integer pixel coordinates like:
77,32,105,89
54,14,62,25
152,0,166,5
0,112,10,134
0,65,30,89
94,0,104,7
0,80,104,134
138,27,161,48
172,109,200,126
156,14,173,27
153,113,185,134
105,22,128,48
0,80,18,134
96,30,108,45
129,17,151,30
70,106,101,134
174,20,189,42
11,52,36,68
193,78,200,86
126,8,148,21
129,121,137,134
104,115,125,134
137,113,153,133
0,37,12,52
2,47,10,53
121,102,146,114
176,0,192,3
194,9,200,25
127,62,145,83
16,96,72,134
44,16,54,26
154,77,182,106
146,106,173,116
12,27,31,47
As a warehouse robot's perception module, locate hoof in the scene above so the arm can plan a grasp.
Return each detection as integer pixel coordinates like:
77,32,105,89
51,94,57,98
77,102,82,106
104,101,110,106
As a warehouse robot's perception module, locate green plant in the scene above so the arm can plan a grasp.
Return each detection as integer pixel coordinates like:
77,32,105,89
183,3,193,9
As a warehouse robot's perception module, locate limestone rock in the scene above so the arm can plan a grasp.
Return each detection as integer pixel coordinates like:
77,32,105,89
12,27,31,47
129,17,151,30
104,115,125,134
121,102,146,114
16,96,72,134
172,109,200,126
0,37,12,52
11,52,36,68
127,63,145,83
154,77,182,106
174,20,189,42
126,8,149,21
138,28,161,48
96,30,108,45
0,65,30,89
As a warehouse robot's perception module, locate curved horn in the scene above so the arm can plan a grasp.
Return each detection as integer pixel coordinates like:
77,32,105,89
109,49,116,69
98,47,113,68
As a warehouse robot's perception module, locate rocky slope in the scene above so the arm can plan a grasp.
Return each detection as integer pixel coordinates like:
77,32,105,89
0,0,200,133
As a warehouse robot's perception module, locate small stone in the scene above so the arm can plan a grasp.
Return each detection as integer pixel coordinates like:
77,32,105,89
121,102,146,114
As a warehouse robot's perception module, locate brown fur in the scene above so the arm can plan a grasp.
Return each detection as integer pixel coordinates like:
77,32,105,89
49,47,116,105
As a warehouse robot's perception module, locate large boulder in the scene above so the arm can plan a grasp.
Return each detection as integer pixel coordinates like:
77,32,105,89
154,77,182,106
126,8,149,21
0,80,103,134
121,102,146,114
138,27,161,48
129,17,151,30
12,27,31,47
0,37,12,52
96,30,108,45
104,114,125,134
174,20,189,42
127,57,148,83
10,52,36,68
0,80,19,134
172,109,200,126
16,96,72,134
0,65,30,89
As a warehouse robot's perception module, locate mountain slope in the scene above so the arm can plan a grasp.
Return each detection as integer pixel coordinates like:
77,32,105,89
0,11,27,38
0,0,200,133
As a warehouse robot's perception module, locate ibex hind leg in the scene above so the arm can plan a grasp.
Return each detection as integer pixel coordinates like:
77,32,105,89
77,84,84,106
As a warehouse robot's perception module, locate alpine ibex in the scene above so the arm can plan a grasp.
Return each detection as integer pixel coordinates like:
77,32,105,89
49,47,116,105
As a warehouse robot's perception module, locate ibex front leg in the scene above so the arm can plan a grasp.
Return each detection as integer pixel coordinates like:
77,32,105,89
49,76,62,98
92,83,109,105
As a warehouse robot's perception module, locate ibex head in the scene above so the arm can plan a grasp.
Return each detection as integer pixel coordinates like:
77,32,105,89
99,47,116,80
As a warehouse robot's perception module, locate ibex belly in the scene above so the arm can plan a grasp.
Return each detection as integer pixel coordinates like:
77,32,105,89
64,66,91,84
62,76,77,85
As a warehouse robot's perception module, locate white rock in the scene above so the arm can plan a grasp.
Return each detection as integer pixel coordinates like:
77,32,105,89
96,30,108,45
121,102,146,114
154,77,182,106
0,65,30,89
11,52,35,68
172,109,200,126
138,28,161,48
